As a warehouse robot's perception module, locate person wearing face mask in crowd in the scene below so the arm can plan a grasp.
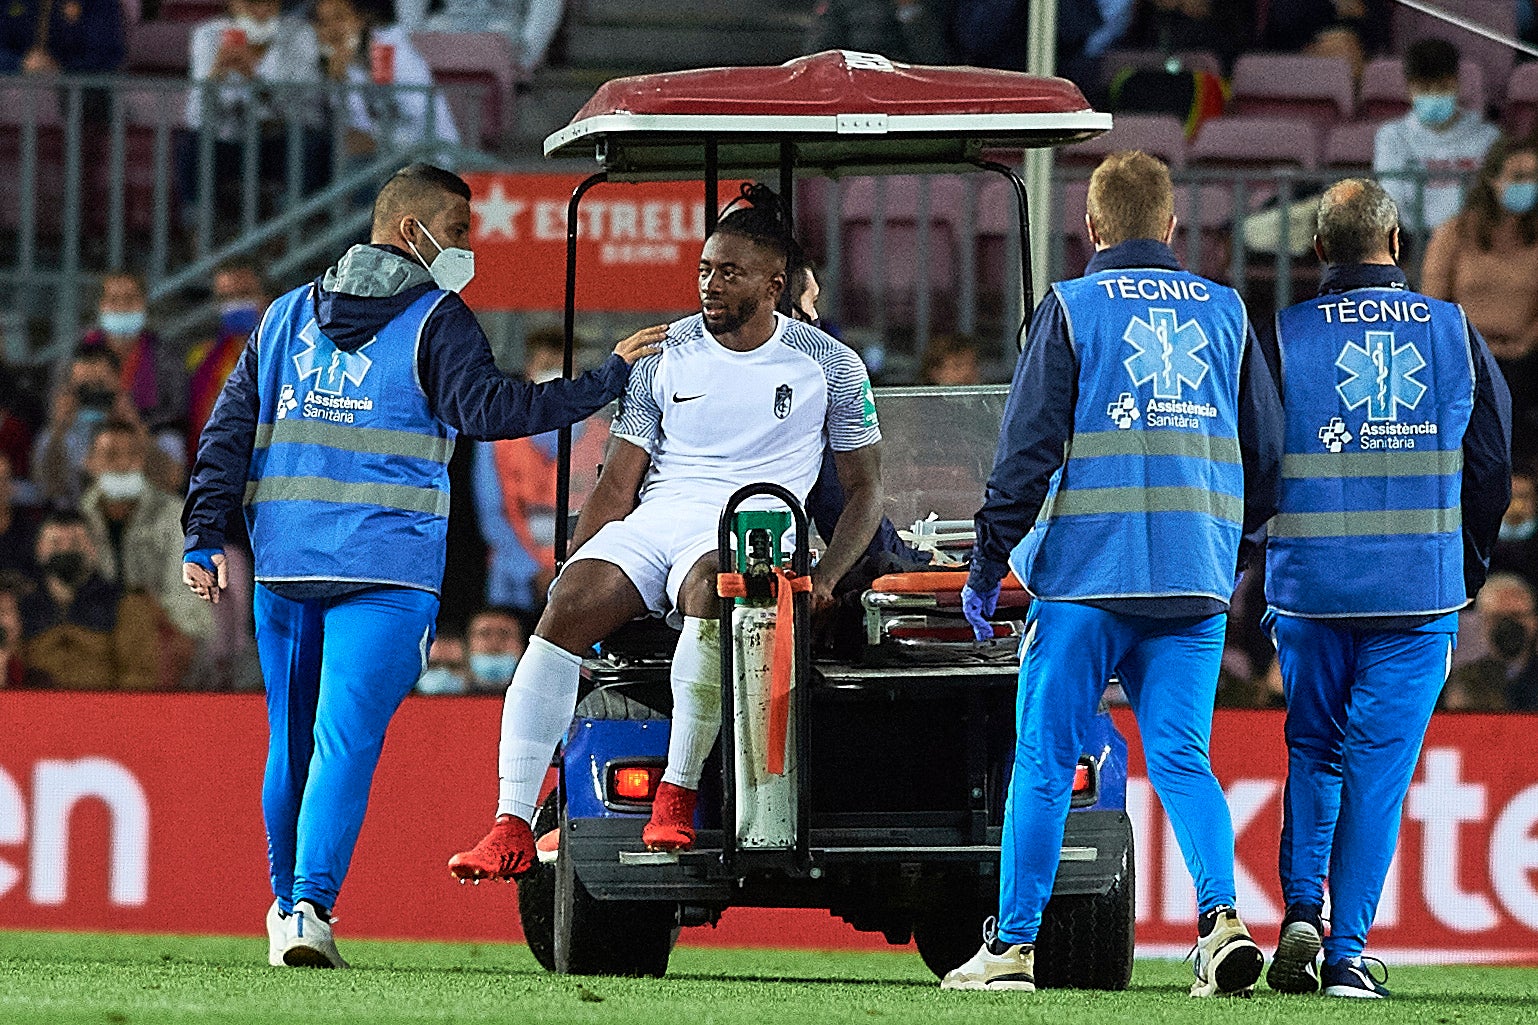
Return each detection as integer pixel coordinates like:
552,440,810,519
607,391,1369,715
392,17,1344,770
80,420,212,652
474,327,611,619
180,0,329,231
17,511,164,689
33,346,184,508
465,607,524,693
1373,39,1498,238
1423,133,1538,462
79,271,187,455
1492,467,1538,587
415,630,471,694
1444,574,1538,711
181,162,662,970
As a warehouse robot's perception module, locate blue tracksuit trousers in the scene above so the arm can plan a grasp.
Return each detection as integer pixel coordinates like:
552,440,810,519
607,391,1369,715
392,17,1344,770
254,583,438,913
998,600,1235,944
1267,611,1454,962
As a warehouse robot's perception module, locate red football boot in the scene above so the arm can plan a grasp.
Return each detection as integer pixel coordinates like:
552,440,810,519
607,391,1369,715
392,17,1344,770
448,814,536,882
641,782,698,851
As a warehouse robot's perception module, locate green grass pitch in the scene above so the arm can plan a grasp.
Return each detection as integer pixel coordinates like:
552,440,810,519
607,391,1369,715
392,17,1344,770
2,930,1535,1025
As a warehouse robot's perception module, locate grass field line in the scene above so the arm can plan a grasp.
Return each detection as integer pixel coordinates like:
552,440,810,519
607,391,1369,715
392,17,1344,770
2,930,1537,1025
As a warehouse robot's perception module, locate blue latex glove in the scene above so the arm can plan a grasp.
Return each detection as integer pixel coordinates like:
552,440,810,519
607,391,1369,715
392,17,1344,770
184,547,220,573
961,582,1000,642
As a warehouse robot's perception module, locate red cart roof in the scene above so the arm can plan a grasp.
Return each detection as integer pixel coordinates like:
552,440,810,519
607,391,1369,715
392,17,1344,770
543,50,1111,178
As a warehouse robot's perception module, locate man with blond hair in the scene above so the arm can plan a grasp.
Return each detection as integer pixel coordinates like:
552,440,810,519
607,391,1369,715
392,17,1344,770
945,151,1283,996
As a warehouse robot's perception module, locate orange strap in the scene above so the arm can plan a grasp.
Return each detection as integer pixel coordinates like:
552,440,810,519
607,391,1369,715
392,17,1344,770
716,573,748,598
766,567,812,776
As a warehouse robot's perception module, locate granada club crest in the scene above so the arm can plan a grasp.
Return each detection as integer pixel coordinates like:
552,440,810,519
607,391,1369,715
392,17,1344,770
773,384,793,420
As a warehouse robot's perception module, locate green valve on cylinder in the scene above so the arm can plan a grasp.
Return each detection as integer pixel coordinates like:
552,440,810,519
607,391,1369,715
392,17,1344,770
732,510,792,607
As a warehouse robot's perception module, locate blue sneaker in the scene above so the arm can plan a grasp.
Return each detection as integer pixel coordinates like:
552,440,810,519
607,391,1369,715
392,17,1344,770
1322,957,1390,999
1266,903,1322,994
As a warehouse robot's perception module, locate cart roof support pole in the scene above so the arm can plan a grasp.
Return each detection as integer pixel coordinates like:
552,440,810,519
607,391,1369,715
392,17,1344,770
556,170,609,567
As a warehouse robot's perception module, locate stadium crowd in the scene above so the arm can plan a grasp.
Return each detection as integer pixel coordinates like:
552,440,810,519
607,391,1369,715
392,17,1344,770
0,1,1536,713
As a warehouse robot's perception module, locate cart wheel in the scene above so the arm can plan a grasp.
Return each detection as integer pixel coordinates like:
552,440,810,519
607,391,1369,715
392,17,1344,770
1034,820,1135,991
912,871,994,979
514,792,560,972
551,798,679,976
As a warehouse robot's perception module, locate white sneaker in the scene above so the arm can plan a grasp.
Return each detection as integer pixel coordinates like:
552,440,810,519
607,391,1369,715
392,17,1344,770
265,899,289,967
282,900,350,969
940,920,1035,992
1190,905,1264,998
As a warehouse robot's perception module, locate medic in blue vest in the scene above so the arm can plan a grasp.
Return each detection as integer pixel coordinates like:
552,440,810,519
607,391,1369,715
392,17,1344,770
1261,178,1511,999
943,152,1284,997
179,163,663,970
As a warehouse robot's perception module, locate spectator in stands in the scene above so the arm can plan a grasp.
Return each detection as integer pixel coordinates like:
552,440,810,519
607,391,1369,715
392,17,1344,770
1443,573,1538,711
180,0,328,226
313,0,459,162
18,510,169,689
1493,465,1538,587
919,334,982,386
1057,0,1135,86
0,398,32,483
0,572,23,688
1123,0,1254,74
416,630,471,694
187,260,270,454
466,606,525,694
32,346,183,507
474,327,609,618
808,0,948,67
397,0,564,77
1422,133,1538,460
80,271,188,454
1260,0,1390,81
79,419,212,647
0,452,37,577
1374,39,1499,237
0,0,125,76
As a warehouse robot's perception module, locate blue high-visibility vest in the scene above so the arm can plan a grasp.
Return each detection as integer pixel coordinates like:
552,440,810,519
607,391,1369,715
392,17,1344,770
1267,286,1474,617
1011,268,1248,603
245,284,456,594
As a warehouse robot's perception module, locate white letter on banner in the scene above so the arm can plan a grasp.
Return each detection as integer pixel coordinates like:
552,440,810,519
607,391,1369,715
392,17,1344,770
1406,748,1497,931
1228,780,1282,924
1490,783,1538,929
30,759,149,907
0,768,24,899
1126,777,1154,924
1162,813,1197,922
1373,848,1401,927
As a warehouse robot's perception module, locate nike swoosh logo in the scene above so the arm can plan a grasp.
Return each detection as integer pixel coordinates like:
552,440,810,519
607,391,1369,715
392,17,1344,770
672,393,705,403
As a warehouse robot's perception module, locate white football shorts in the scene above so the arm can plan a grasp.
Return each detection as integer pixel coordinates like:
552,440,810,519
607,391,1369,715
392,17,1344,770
564,498,722,616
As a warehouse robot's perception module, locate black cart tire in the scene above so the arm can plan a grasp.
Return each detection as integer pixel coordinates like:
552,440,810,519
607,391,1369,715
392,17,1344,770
912,871,993,979
514,793,560,971
1034,820,1136,991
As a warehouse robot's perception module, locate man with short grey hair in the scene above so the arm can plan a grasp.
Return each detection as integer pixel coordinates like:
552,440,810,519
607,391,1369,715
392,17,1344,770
1262,176,1511,997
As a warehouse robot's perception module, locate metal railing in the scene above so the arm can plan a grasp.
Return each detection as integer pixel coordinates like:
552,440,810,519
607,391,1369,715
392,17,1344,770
0,73,485,361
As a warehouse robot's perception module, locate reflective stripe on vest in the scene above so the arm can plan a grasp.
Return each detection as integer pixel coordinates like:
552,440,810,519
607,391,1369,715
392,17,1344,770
1047,485,1244,522
1266,286,1473,617
1070,428,1242,464
245,476,453,517
254,420,455,464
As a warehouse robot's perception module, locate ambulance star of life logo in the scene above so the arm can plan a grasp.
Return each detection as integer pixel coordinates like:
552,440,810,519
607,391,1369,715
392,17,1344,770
1336,330,1426,422
1107,392,1140,430
293,320,374,397
276,384,298,420
1318,416,1353,453
1123,307,1210,400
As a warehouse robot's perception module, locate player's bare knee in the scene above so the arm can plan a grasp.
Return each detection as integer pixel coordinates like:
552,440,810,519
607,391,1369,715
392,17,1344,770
676,552,721,619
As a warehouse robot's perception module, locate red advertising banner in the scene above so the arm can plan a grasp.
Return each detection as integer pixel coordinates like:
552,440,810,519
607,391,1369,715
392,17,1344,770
1,693,1535,963
460,173,734,313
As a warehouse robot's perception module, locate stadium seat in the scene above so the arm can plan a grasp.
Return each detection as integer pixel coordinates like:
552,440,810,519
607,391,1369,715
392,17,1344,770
839,175,962,328
1097,47,1224,87
1229,53,1355,126
1392,0,1516,107
1060,113,1187,169
410,32,515,148
157,0,224,22
1323,121,1383,170
1504,62,1538,136
1190,115,1320,171
0,86,65,234
126,21,193,76
1359,55,1487,122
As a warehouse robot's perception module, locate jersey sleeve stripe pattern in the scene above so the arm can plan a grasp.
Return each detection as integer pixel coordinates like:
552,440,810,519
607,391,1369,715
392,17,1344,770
780,320,881,452
611,324,691,451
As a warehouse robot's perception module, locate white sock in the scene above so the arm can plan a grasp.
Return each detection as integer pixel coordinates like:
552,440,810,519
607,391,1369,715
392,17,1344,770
661,616,722,790
496,635,582,821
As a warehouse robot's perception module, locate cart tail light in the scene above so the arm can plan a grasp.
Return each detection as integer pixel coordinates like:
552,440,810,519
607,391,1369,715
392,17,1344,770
610,764,663,802
1070,757,1099,808
1072,763,1090,793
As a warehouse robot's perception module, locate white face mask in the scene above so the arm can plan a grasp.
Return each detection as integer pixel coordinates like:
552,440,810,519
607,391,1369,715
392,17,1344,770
233,13,279,46
406,221,475,293
97,469,147,501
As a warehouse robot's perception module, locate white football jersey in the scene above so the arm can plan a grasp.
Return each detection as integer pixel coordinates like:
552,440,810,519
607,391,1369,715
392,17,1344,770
612,312,880,510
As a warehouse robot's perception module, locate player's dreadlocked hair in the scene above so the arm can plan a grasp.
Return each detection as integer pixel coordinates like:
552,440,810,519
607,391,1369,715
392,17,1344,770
715,182,806,317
